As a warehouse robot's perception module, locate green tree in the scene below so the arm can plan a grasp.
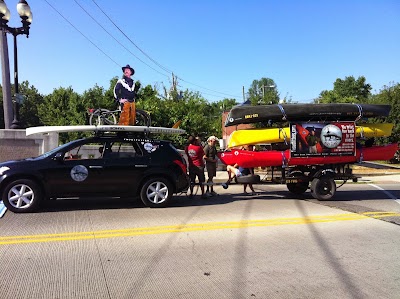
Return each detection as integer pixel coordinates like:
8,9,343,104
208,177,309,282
0,81,44,128
317,76,372,103
370,82,400,143
248,78,279,105
18,81,44,128
104,77,119,107
38,87,82,143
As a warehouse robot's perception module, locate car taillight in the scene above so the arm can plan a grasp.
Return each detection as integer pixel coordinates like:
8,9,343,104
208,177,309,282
173,159,187,174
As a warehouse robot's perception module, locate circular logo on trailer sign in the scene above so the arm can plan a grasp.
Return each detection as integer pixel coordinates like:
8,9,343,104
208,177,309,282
70,165,88,182
321,124,342,148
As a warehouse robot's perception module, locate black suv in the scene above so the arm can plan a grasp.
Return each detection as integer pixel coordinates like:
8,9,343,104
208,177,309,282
0,134,189,213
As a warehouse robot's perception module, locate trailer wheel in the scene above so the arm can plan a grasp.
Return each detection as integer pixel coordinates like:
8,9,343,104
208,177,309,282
310,177,336,200
287,182,309,194
286,170,308,194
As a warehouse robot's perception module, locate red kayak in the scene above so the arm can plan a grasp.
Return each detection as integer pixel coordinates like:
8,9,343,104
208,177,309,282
217,143,398,168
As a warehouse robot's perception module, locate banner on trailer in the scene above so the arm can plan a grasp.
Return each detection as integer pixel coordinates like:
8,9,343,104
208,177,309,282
290,122,356,157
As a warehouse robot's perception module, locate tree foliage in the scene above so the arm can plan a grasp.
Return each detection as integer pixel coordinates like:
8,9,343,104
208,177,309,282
248,77,279,105
370,82,400,143
37,87,83,143
1,75,399,149
18,81,44,128
316,76,372,103
0,80,44,129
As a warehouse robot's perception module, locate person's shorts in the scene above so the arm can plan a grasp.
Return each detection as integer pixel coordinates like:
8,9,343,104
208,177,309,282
206,162,217,179
237,167,250,177
234,168,242,177
189,165,205,183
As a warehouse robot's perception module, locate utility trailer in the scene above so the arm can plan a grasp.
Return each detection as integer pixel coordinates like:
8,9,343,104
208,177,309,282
220,163,359,201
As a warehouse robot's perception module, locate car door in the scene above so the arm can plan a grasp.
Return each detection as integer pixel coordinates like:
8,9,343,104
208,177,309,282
102,141,150,194
43,141,109,197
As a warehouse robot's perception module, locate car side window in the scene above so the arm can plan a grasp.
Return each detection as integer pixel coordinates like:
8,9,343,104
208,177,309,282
104,142,139,159
64,145,83,160
64,142,107,160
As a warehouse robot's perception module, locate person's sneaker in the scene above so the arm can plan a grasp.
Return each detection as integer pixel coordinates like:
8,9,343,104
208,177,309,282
222,183,228,189
206,192,213,197
211,191,218,196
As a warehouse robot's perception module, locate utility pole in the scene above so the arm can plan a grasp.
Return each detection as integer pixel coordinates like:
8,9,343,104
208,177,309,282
0,30,12,128
242,86,245,102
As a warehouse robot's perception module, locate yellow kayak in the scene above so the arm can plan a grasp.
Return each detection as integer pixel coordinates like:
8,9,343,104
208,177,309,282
228,123,394,148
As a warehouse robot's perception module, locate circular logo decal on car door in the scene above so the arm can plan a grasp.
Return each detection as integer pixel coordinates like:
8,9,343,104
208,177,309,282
70,165,89,182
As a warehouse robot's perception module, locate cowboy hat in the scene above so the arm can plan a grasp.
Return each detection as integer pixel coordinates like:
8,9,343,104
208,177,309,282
122,64,135,75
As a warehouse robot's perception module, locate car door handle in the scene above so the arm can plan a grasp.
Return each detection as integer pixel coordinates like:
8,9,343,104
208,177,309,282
89,166,103,169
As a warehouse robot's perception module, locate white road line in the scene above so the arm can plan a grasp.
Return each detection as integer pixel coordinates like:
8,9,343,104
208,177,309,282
369,183,400,205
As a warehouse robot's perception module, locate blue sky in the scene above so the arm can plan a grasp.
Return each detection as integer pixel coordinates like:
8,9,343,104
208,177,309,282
2,0,400,103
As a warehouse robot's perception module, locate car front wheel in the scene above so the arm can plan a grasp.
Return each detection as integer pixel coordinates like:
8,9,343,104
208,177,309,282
2,179,42,213
140,177,173,208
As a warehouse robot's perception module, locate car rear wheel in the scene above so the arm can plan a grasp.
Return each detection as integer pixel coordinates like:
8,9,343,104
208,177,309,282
2,179,42,213
140,177,172,208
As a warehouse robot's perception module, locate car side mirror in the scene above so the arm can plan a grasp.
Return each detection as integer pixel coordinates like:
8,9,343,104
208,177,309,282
53,152,64,161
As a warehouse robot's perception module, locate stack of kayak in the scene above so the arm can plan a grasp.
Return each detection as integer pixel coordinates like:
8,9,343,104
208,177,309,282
227,123,394,149
218,103,397,168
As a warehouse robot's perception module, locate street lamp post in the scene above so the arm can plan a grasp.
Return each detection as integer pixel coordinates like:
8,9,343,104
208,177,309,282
0,0,32,129
261,84,275,99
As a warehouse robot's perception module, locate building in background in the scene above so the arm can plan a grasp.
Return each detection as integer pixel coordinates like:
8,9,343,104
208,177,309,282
221,111,252,149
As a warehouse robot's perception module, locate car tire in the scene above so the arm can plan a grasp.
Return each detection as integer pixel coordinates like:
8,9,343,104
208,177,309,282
140,177,173,208
236,174,260,184
2,179,42,213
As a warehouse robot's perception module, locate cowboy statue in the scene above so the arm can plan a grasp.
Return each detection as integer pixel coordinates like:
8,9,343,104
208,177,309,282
113,64,141,125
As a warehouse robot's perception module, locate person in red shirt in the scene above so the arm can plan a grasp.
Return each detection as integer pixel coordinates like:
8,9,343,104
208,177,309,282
186,136,207,199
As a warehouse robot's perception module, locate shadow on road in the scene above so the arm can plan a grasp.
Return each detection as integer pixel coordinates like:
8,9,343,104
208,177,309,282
29,184,400,213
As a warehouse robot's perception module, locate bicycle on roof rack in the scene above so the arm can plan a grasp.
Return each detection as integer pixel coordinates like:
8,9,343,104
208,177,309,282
87,106,151,127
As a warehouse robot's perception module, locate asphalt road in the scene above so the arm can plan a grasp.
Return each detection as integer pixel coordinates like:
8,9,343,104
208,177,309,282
1,181,400,299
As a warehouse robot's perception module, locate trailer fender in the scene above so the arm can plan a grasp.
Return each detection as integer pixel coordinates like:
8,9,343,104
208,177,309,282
313,168,335,179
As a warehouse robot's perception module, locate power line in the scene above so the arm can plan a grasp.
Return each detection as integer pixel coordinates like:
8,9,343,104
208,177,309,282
90,0,242,100
73,0,170,79
44,0,242,101
91,0,174,75
42,0,120,68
